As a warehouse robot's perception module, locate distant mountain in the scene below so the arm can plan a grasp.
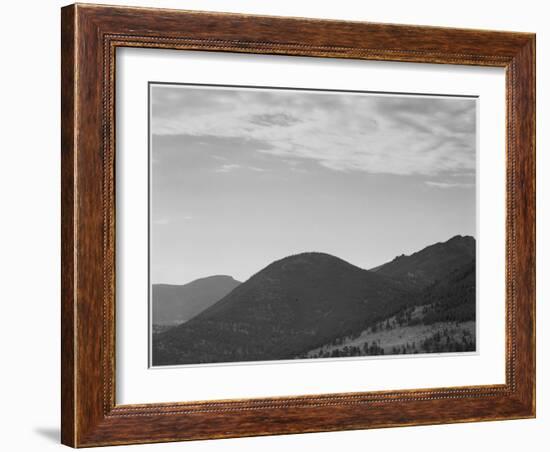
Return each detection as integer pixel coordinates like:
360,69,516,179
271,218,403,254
152,275,241,326
152,236,477,366
371,235,475,288
153,253,408,365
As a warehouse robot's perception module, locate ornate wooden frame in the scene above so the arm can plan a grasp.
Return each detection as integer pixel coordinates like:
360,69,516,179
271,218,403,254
61,3,536,447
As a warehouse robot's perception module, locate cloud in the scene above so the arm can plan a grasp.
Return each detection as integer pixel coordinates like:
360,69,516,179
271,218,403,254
151,85,476,177
214,163,266,173
249,112,301,127
214,164,242,173
425,181,474,189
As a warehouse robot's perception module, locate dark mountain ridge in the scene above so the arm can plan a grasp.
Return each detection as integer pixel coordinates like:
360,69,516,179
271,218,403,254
197,252,404,322
153,236,476,366
154,253,408,365
371,235,475,287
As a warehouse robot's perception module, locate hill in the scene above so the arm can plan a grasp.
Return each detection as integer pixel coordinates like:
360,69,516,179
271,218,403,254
371,235,475,287
415,258,476,325
153,253,407,365
152,236,477,366
304,258,476,358
152,275,241,326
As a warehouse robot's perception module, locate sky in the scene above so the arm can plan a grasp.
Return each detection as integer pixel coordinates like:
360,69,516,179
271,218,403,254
150,83,476,284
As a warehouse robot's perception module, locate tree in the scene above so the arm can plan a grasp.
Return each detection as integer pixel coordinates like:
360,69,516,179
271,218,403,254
363,341,370,353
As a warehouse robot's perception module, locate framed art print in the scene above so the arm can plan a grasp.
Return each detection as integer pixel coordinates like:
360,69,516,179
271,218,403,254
61,4,535,447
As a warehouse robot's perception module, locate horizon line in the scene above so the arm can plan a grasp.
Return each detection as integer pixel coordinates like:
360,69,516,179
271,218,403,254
151,233,476,287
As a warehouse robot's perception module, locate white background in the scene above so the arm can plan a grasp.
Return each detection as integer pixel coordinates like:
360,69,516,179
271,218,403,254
118,49,505,404
0,0,546,451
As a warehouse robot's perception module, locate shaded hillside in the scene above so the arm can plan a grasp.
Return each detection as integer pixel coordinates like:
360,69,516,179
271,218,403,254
415,258,476,325
304,259,476,358
371,235,475,287
152,275,241,326
153,253,408,365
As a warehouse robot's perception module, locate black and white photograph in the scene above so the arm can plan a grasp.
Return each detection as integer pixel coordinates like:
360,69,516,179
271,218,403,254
149,83,477,367
1,0,542,449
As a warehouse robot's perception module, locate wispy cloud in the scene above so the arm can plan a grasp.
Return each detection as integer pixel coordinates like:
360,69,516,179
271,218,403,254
151,86,476,177
215,164,242,173
214,163,266,173
425,181,474,189
249,112,301,127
